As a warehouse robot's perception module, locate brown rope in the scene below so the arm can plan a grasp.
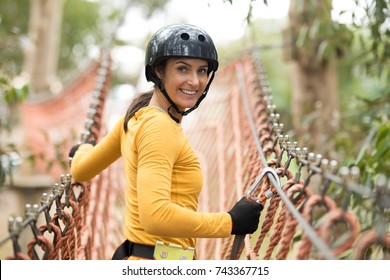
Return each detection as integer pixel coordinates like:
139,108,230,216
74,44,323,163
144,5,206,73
71,181,91,259
262,176,301,259
354,230,390,260
27,235,54,260
275,182,312,259
252,166,292,257
6,252,31,260
318,208,360,257
38,222,63,259
295,194,337,259
52,210,76,259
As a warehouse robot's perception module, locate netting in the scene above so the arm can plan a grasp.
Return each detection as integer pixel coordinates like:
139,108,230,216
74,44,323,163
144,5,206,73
1,49,389,260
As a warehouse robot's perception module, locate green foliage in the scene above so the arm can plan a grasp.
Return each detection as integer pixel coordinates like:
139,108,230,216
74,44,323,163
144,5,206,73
0,0,30,74
356,121,390,184
0,75,29,105
0,72,28,188
291,0,355,65
336,71,389,173
0,72,29,134
59,0,103,78
331,75,389,233
351,0,390,82
239,0,389,253
224,0,268,23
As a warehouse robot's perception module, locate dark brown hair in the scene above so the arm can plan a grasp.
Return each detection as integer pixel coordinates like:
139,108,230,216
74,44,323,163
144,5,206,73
123,90,153,132
124,60,166,132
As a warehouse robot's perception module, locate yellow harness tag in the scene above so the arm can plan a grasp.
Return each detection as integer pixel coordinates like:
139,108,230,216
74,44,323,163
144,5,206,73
153,241,194,260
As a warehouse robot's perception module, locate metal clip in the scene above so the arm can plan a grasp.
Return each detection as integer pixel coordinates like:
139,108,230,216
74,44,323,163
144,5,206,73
61,174,72,208
294,147,308,183
230,167,281,260
41,193,53,233
275,135,289,168
281,141,297,177
8,216,23,259
246,166,281,204
52,183,64,219
303,153,322,189
375,174,390,214
272,124,284,150
153,241,194,260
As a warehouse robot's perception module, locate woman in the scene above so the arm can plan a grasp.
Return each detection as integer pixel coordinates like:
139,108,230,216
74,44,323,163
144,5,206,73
69,24,263,260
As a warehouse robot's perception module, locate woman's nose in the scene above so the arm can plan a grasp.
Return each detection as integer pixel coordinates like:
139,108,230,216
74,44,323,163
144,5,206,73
187,72,200,86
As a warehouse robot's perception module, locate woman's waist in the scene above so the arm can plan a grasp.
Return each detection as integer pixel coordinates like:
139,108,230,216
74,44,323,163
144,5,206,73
125,227,196,250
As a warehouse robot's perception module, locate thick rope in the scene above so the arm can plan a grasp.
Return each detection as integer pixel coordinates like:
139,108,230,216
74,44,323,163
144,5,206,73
354,230,390,260
296,195,337,259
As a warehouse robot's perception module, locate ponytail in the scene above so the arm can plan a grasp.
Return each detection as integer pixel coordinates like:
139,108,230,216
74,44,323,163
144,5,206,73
123,90,153,132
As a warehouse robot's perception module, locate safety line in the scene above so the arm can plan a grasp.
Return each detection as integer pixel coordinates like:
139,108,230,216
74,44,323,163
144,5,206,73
235,61,337,260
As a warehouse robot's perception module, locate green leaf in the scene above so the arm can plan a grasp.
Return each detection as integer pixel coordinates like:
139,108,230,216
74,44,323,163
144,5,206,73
316,40,329,62
376,123,390,147
309,19,321,40
0,77,9,85
296,25,309,48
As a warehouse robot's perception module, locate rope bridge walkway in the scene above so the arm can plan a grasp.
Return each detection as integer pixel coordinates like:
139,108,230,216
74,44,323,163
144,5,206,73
1,48,389,260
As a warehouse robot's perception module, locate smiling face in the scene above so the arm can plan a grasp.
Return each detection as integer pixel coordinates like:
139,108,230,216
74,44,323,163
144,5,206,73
155,57,209,111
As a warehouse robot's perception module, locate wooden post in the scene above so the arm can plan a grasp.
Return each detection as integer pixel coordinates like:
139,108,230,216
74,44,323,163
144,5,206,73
287,0,339,152
23,0,63,98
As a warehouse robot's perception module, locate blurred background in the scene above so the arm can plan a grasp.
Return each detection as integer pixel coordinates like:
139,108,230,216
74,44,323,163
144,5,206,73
0,0,388,259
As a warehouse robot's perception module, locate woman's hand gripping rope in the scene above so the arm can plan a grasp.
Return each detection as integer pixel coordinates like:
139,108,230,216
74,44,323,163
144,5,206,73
229,167,281,259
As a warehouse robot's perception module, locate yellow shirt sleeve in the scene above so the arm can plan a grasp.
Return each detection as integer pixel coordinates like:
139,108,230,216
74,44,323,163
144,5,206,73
70,117,123,182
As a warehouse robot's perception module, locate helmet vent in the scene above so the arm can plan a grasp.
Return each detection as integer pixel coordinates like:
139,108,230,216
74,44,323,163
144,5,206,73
180,33,190,40
198,34,205,42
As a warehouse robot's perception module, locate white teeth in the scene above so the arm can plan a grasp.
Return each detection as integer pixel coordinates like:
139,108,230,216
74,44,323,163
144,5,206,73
181,89,197,95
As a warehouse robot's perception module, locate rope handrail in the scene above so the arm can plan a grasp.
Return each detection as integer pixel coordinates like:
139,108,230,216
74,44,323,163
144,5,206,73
0,175,70,246
235,60,336,260
0,45,113,259
231,47,389,260
250,49,382,199
0,1,131,259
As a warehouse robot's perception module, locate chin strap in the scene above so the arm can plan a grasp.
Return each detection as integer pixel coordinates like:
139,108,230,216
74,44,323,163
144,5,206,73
167,106,180,123
156,71,216,122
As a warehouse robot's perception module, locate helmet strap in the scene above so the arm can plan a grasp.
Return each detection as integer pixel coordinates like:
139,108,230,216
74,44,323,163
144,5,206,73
181,71,215,116
155,70,216,121
167,106,180,123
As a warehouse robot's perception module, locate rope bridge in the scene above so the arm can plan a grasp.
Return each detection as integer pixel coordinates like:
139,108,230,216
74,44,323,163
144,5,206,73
1,48,389,260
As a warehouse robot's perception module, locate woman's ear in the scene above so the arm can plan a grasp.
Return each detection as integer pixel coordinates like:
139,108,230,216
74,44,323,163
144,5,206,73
154,66,164,80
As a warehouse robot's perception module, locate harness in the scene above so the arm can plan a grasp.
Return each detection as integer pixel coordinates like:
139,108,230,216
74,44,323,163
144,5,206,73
112,240,195,260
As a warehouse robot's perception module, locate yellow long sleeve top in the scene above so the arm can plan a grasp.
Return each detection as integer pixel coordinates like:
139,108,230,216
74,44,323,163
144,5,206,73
71,106,232,251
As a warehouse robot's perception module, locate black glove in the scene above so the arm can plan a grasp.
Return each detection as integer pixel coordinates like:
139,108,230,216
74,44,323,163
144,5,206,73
228,197,263,235
68,140,96,158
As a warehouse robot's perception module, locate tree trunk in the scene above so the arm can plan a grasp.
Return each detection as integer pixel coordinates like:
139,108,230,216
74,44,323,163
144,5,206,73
288,0,339,152
23,0,63,98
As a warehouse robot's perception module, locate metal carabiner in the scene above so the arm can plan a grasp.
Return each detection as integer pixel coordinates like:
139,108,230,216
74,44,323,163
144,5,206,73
230,167,281,260
245,166,281,204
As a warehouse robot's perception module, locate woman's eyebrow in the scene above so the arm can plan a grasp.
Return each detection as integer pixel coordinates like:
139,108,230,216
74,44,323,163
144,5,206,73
175,60,208,68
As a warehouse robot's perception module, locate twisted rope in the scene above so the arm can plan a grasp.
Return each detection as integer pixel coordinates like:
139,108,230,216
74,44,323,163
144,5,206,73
354,230,390,260
296,195,337,259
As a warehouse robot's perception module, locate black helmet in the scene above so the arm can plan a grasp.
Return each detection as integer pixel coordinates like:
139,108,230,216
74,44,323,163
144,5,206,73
144,24,219,122
145,24,219,83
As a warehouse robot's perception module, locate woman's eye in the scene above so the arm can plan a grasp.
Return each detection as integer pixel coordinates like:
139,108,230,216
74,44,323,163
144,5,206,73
178,66,187,72
199,68,208,75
